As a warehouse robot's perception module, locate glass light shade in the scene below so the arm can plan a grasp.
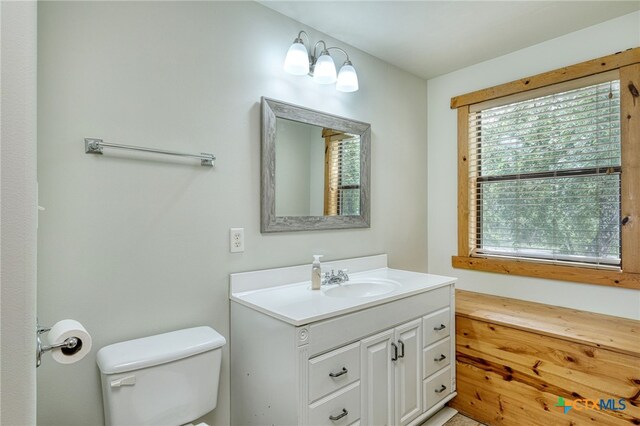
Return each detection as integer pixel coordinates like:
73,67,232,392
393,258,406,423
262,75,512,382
283,42,309,75
313,53,337,84
336,63,359,92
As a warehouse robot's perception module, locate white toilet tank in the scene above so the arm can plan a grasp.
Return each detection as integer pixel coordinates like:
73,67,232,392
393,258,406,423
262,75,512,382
96,326,226,426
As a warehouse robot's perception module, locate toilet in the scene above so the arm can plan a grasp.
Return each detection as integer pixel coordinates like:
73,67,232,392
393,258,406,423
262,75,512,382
96,326,226,426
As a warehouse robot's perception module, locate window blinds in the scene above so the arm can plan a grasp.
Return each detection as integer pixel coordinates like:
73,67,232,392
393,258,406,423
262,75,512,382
468,77,621,268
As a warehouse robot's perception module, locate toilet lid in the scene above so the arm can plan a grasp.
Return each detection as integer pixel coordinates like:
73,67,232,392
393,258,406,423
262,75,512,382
97,326,226,374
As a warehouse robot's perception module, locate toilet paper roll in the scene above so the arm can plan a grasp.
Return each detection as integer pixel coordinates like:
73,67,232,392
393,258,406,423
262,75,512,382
47,319,92,364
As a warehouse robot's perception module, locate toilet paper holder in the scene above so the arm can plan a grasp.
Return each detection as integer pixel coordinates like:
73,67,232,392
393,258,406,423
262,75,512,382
36,324,82,368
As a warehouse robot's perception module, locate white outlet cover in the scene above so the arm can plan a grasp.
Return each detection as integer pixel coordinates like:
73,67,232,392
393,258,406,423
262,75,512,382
230,228,244,253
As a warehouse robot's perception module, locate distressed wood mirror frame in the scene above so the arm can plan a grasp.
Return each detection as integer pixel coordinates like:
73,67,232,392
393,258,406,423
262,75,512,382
261,97,371,233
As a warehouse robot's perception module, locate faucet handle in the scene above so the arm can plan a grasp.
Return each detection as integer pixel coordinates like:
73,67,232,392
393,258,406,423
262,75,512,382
338,269,349,279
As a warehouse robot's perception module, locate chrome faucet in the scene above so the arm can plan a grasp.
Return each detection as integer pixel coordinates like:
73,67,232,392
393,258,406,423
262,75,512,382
322,269,349,285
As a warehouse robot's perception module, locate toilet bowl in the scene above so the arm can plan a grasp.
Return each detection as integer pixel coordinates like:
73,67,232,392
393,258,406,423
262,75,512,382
97,326,226,426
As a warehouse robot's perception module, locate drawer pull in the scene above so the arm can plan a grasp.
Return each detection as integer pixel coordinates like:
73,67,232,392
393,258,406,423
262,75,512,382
329,408,348,421
435,384,447,394
391,342,398,361
329,367,348,378
434,354,447,362
398,339,405,358
433,324,446,331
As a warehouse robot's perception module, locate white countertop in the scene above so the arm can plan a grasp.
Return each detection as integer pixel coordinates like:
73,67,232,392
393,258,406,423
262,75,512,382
230,267,456,326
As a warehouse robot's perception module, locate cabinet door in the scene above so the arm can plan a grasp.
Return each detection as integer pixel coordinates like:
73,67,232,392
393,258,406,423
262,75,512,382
395,318,422,426
360,329,395,426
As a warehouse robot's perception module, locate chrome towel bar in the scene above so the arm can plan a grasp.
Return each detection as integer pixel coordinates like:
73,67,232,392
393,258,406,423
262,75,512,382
84,138,215,167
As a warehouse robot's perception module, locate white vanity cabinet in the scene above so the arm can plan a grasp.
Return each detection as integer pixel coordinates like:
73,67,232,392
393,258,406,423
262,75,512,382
360,318,422,426
394,318,423,426
230,256,457,426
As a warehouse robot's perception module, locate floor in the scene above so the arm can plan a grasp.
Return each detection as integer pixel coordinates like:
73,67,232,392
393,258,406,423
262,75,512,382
420,407,484,426
444,413,486,426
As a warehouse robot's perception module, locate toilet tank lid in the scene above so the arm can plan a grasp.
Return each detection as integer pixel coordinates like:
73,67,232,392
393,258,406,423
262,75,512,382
96,326,226,374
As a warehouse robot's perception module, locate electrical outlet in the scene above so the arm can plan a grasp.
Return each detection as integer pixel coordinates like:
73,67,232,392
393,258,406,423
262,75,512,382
230,228,244,253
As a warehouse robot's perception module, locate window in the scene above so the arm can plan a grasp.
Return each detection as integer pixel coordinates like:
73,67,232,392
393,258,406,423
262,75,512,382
470,76,621,268
451,49,640,289
323,129,361,216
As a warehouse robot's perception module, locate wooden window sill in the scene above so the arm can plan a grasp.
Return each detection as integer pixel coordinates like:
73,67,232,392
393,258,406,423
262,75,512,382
452,255,640,290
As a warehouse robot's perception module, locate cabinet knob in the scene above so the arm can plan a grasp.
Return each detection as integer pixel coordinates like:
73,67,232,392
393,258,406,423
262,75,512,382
329,408,348,421
329,367,348,378
434,354,446,362
391,342,398,361
433,324,446,331
398,339,405,358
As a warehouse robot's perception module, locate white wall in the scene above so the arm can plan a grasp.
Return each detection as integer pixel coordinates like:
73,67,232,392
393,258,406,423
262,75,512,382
275,118,313,216
428,11,640,320
0,2,38,425
274,120,325,216
36,2,428,425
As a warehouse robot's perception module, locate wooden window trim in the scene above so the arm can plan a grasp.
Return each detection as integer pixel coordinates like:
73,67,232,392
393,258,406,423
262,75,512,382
620,63,640,274
452,256,640,290
451,48,640,109
452,47,640,289
323,130,339,216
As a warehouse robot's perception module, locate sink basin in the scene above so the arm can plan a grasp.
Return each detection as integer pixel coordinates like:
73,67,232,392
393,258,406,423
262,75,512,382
322,278,400,298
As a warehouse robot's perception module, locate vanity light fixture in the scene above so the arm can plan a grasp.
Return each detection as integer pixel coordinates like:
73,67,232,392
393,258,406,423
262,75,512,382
283,31,359,93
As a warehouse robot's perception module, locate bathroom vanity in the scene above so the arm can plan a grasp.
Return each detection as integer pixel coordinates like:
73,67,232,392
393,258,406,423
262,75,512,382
230,255,457,426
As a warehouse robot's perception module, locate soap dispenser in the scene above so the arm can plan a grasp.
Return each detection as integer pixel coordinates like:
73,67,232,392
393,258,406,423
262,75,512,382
311,255,323,290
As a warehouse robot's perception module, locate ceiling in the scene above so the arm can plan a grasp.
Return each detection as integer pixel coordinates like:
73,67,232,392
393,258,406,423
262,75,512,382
260,1,640,79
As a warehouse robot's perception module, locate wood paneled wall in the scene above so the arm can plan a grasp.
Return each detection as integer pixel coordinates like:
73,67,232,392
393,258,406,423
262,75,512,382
449,290,640,425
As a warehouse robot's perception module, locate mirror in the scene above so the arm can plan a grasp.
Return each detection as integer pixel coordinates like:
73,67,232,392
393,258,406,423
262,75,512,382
274,118,361,217
261,97,371,232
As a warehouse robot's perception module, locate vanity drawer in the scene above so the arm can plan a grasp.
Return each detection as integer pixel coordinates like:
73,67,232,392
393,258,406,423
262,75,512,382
423,337,451,379
308,381,360,426
423,366,452,412
308,286,450,357
309,342,360,403
422,308,450,347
